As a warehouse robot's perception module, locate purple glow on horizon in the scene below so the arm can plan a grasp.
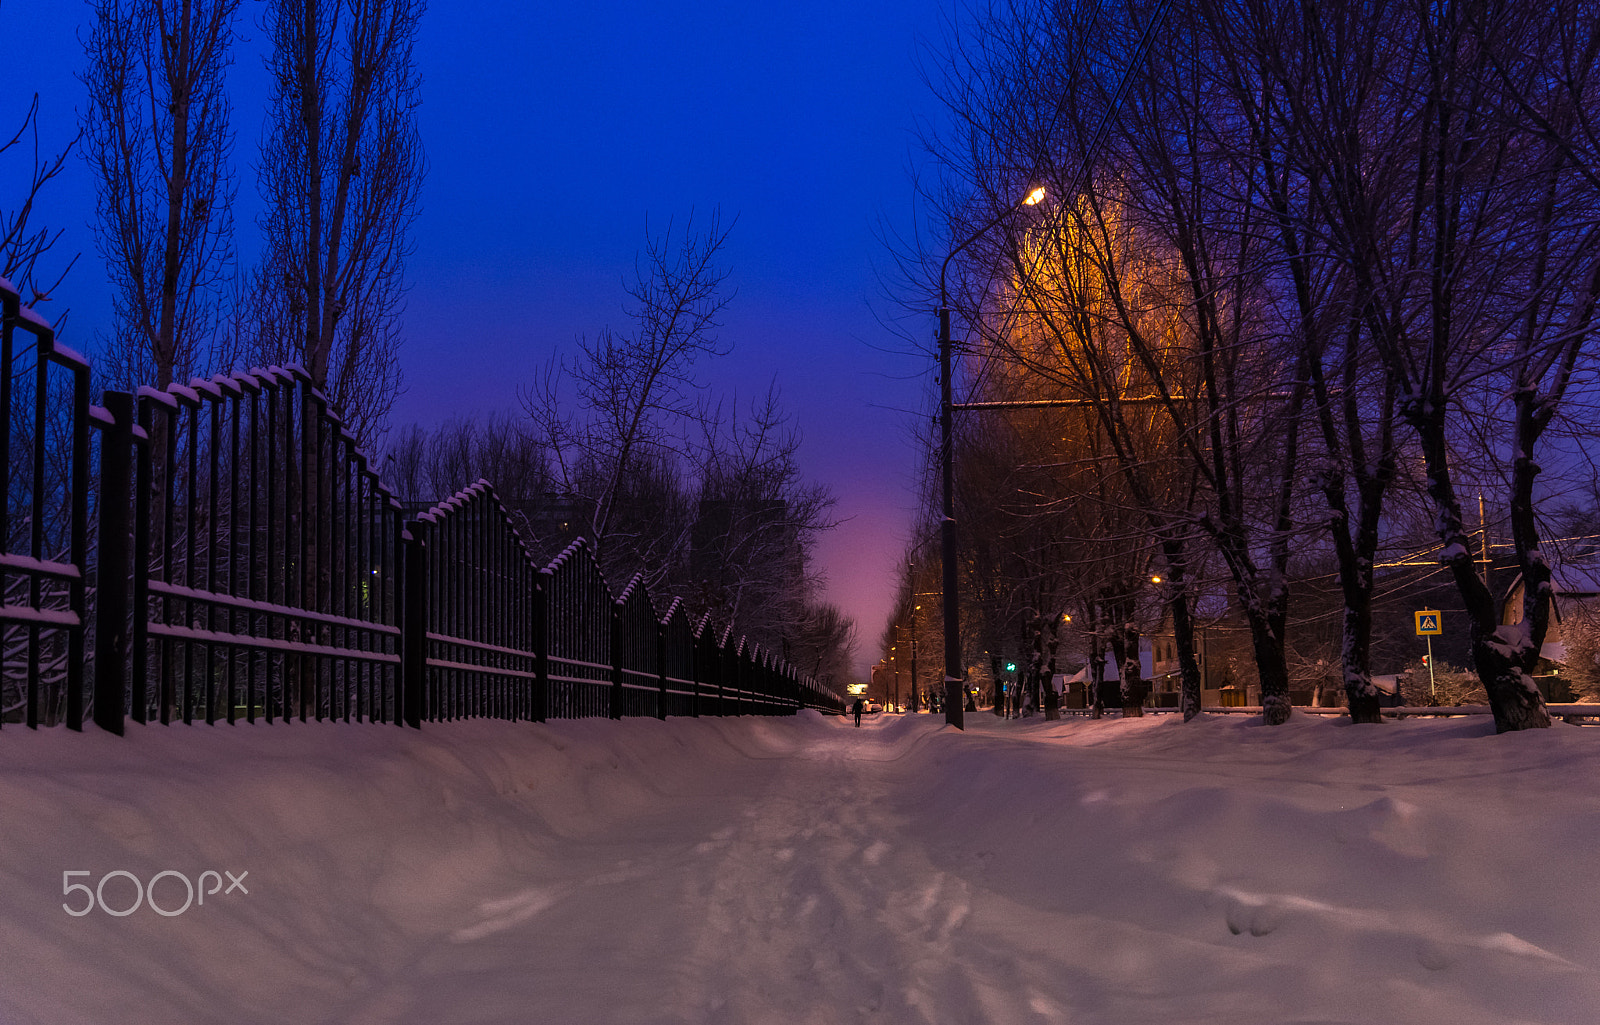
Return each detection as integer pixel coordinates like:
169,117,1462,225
1,1,949,677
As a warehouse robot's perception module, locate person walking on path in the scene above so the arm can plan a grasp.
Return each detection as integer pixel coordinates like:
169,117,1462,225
852,698,864,727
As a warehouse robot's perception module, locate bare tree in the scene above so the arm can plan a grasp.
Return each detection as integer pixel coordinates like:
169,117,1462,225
382,422,427,504
1451,0,1600,731
382,412,550,505
691,384,840,658
1183,0,1410,724
1,94,79,310
519,213,845,670
1222,0,1600,732
82,0,239,391
908,0,1270,723
249,0,425,447
524,211,735,576
911,0,1572,731
790,601,857,696
1107,0,1319,726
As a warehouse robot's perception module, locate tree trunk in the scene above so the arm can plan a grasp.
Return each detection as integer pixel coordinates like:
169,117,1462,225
1412,401,1550,732
1113,620,1146,717
1087,604,1105,719
1341,599,1383,725
1043,612,1061,720
1210,527,1293,724
1159,539,1204,721
1317,462,1386,725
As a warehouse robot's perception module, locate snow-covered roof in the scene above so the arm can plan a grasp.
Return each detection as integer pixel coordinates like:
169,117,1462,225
1063,652,1128,683
1503,555,1600,598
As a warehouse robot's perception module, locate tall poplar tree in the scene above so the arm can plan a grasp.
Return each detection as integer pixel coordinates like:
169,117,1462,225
82,0,239,391
249,0,425,447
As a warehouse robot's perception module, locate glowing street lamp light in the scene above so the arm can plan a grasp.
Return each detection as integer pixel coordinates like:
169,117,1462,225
937,185,1046,730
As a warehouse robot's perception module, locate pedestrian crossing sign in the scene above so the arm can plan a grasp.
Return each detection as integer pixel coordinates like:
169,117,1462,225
1415,610,1442,636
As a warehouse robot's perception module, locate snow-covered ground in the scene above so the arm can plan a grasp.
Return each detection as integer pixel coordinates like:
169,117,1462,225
1,710,1596,1024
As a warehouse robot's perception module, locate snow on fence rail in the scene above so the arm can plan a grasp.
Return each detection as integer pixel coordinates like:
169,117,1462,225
1,281,842,732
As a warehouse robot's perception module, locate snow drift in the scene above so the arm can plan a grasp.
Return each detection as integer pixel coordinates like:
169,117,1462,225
1,711,1595,1024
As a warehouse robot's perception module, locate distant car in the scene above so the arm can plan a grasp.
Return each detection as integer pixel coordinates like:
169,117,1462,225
867,701,883,713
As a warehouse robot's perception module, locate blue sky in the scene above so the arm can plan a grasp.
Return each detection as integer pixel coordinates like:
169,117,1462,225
2,0,954,675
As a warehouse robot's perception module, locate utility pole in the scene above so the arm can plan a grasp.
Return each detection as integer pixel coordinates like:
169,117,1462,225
910,602,920,714
1479,493,1492,595
937,186,1046,729
891,637,900,713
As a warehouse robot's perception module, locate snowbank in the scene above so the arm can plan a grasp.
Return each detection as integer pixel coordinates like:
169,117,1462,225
1,711,1595,1023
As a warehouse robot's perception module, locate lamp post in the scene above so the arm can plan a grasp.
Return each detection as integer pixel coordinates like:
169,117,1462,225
903,541,935,713
938,185,1046,729
910,603,920,714
891,643,900,713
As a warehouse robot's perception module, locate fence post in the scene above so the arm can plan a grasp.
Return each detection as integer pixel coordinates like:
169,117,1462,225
689,628,699,718
401,526,426,729
656,619,668,720
64,354,89,729
609,601,623,720
92,391,135,736
532,571,549,723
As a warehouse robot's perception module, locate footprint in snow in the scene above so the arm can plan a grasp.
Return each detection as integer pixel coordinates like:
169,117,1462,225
1415,938,1459,971
1225,897,1287,937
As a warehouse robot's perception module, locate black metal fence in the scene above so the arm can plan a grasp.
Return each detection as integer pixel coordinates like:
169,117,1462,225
1,279,90,729
406,481,838,726
0,277,843,732
92,364,406,731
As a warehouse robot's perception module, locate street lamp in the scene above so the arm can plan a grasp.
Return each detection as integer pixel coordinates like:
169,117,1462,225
938,185,1046,730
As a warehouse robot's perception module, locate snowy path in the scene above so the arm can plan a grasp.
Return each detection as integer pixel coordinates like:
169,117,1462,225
616,717,996,1023
3,710,1599,1024
421,714,1015,1024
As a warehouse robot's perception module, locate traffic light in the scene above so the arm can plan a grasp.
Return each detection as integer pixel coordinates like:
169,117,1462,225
1005,662,1016,672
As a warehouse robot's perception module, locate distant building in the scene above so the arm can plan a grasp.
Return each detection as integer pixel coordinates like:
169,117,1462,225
1498,555,1600,701
1133,541,1530,708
